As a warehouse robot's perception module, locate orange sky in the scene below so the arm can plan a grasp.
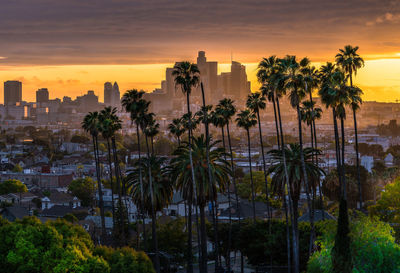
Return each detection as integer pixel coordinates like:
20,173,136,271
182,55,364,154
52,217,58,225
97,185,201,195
1,0,400,103
1,54,399,104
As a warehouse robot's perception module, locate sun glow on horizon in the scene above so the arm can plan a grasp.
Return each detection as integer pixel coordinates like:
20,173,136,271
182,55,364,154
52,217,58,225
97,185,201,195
0,57,399,104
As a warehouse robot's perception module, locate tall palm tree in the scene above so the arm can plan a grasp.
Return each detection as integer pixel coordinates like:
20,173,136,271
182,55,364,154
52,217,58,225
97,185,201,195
172,61,201,273
300,101,324,213
259,56,293,273
144,117,159,155
246,92,272,220
258,56,281,148
82,111,106,239
168,118,185,145
127,155,172,273
336,45,365,210
216,98,244,273
121,89,148,247
98,107,118,227
279,55,316,262
267,144,324,262
319,65,352,273
170,136,231,272
196,103,222,269
236,109,258,223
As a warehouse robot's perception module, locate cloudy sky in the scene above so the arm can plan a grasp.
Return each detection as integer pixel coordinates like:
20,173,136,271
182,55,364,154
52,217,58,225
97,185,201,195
1,0,400,102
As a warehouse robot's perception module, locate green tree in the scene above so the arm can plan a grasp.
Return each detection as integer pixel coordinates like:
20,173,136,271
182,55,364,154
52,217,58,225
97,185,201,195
12,164,23,173
68,177,97,207
0,217,109,273
168,118,185,146
0,179,27,195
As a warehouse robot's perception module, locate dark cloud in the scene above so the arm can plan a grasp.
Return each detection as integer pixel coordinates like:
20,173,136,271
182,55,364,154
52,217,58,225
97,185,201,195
0,0,398,65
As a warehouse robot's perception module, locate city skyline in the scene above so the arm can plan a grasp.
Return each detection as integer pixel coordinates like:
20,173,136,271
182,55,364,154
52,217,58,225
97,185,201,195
1,0,400,103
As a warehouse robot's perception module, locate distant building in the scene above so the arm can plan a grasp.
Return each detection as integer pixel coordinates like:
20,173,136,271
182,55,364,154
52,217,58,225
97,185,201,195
361,155,374,173
4,80,22,106
36,88,49,103
76,90,99,111
104,82,113,105
111,82,120,107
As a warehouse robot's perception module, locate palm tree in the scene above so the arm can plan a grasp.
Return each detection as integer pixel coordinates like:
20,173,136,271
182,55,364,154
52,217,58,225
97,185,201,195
168,118,185,145
258,56,281,148
144,116,160,155
267,144,324,263
279,55,316,263
300,100,323,208
216,98,244,273
127,155,172,273
236,109,258,223
336,45,364,210
98,107,118,227
196,103,222,269
259,56,293,273
246,92,272,220
122,89,148,247
172,61,201,273
170,135,231,272
82,111,106,239
319,65,352,273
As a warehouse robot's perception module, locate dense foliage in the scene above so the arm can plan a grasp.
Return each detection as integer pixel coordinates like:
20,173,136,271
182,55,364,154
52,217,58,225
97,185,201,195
68,177,97,207
0,216,154,273
0,179,27,195
308,217,400,273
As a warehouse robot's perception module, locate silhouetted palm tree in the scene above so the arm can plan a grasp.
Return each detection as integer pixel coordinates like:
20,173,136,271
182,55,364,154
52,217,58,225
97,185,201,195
82,111,106,239
336,45,364,210
246,92,272,220
172,61,201,273
121,89,148,247
236,109,257,223
168,118,185,145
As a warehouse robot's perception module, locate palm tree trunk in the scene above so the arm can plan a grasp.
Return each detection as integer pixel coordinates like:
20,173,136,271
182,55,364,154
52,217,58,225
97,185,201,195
296,104,315,260
313,119,325,219
177,136,181,146
200,82,216,272
94,136,106,239
246,128,257,223
136,124,147,249
332,109,343,192
272,95,281,149
256,110,272,220
340,117,347,200
186,91,200,273
187,199,194,273
275,96,293,273
151,136,154,156
353,108,362,209
226,122,244,273
349,74,362,209
112,136,125,245
145,135,160,273
222,125,232,271
106,139,116,231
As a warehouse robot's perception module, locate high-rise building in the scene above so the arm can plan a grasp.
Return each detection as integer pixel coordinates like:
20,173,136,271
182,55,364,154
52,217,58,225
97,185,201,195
111,82,120,107
36,88,49,103
4,81,22,105
104,82,112,105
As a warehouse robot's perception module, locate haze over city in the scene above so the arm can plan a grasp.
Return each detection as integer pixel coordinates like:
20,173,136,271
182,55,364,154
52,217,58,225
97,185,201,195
1,0,400,103
2,1,400,273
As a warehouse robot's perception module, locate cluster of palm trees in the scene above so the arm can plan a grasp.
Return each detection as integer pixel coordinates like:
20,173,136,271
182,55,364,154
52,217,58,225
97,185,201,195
81,45,364,273
82,106,126,243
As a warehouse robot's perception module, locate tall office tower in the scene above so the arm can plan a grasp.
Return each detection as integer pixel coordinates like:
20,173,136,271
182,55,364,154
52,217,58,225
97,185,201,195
111,82,120,107
230,61,251,102
36,88,49,103
104,82,113,105
4,81,22,105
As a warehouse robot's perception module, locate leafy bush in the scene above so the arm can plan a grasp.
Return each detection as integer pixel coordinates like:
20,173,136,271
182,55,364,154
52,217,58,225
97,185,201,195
308,217,400,273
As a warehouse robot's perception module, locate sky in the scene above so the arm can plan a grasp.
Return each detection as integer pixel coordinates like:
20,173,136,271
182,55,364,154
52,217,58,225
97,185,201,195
0,0,400,103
